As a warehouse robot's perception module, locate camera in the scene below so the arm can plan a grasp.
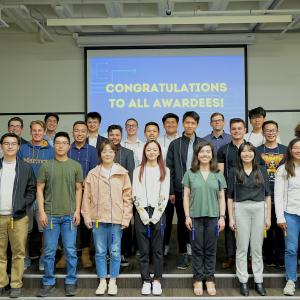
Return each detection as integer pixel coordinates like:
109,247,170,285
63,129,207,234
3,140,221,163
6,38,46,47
166,9,171,16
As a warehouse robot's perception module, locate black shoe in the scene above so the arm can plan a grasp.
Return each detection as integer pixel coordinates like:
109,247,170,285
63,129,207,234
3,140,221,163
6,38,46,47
121,255,129,267
10,288,22,298
0,285,10,296
239,282,249,296
255,283,266,296
176,253,189,270
65,284,77,297
37,285,55,297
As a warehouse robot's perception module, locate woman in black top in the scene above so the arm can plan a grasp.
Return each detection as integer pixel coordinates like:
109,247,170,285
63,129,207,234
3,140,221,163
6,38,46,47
227,142,271,297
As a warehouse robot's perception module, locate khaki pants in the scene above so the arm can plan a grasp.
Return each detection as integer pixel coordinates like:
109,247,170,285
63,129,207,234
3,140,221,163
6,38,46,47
0,215,28,288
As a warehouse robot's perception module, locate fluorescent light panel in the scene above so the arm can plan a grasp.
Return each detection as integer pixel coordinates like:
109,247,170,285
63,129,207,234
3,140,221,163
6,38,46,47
47,15,292,27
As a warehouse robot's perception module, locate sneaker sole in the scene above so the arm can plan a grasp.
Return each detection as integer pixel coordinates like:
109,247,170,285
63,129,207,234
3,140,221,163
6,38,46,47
176,266,189,270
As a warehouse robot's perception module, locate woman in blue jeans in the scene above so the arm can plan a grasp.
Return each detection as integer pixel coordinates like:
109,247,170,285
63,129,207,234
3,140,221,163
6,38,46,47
81,141,133,296
275,138,300,296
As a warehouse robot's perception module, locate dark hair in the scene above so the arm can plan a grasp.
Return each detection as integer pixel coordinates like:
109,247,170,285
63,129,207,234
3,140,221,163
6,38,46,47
44,113,59,123
54,131,70,144
144,122,160,133
8,117,24,128
162,113,179,124
139,140,166,182
248,107,266,119
230,118,246,128
107,124,123,135
262,120,278,131
182,111,200,124
125,118,138,127
73,120,87,129
210,112,224,122
285,138,300,178
0,133,20,145
191,141,219,173
86,112,102,123
98,140,117,159
294,123,300,138
237,142,263,185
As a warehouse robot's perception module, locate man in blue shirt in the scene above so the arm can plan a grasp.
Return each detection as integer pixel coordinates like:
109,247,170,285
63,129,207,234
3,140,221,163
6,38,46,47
203,112,231,153
55,121,99,269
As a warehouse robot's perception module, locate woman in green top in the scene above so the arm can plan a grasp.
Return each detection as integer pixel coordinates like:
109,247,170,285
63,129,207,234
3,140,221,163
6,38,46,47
183,141,226,296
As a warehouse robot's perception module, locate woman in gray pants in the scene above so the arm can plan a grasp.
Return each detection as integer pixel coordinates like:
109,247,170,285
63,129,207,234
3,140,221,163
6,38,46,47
227,142,271,297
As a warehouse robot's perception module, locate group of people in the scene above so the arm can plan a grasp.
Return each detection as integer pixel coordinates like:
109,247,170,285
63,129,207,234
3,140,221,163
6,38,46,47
0,108,299,298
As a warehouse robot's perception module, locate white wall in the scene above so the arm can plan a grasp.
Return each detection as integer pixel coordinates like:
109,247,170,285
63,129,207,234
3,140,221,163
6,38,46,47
0,31,299,141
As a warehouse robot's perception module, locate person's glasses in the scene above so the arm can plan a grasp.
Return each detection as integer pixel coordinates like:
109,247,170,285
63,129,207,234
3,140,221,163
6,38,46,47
264,129,277,134
211,119,223,123
2,142,18,147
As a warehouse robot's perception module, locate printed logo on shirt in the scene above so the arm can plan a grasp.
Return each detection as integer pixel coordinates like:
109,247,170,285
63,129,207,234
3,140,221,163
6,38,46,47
261,153,285,182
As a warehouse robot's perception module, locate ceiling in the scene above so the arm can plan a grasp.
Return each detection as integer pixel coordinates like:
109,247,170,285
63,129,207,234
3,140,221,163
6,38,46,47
1,0,300,42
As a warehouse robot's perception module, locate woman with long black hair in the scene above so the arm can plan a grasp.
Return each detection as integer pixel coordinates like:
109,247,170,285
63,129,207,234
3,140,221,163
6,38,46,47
275,138,300,296
182,141,226,296
227,142,271,296
132,140,170,296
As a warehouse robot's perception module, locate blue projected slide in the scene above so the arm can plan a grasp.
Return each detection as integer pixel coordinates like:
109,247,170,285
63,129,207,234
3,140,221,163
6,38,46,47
87,48,246,139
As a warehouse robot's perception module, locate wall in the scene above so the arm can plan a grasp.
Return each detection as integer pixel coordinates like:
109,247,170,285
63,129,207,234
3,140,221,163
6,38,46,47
0,30,299,141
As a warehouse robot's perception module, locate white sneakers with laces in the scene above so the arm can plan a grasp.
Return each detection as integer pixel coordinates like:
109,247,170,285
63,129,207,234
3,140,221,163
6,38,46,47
152,280,162,295
141,282,151,295
283,280,295,296
95,279,107,295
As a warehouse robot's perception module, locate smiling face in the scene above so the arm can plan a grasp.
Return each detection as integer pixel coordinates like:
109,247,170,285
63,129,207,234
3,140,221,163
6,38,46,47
125,120,138,137
240,145,255,164
31,124,45,144
108,129,122,146
100,144,116,164
263,123,278,143
73,124,88,144
46,116,58,132
197,145,213,165
230,122,246,141
145,141,160,162
1,136,19,159
163,118,178,136
8,120,23,137
87,117,100,134
291,141,300,162
145,125,159,142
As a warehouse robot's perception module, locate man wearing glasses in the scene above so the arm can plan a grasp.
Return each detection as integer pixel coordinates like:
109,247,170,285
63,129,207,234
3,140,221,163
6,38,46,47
203,112,231,153
8,117,28,146
121,118,144,167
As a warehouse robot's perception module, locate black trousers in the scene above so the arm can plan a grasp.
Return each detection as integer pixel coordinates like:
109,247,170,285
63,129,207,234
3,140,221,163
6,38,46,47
263,203,285,262
163,201,175,248
191,217,218,282
121,222,133,256
135,212,165,282
175,191,189,254
78,217,91,249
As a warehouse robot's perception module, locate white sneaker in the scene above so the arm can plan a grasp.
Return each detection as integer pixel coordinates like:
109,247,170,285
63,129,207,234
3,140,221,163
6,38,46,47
95,280,107,295
164,245,170,256
283,280,295,296
108,280,118,295
187,243,192,256
141,282,151,295
152,280,162,295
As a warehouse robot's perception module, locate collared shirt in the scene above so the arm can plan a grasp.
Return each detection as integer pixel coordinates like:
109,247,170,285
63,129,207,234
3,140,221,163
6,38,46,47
158,133,180,150
68,143,99,178
44,133,55,147
121,138,145,167
203,131,231,153
186,134,195,171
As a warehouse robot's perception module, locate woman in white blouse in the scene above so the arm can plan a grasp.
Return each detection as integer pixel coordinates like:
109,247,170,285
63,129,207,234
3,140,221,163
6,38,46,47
275,137,300,296
132,140,170,296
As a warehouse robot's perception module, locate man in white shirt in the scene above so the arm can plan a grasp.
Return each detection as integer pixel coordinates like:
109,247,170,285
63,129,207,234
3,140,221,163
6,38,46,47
121,118,144,167
86,112,108,150
0,133,36,298
158,113,180,150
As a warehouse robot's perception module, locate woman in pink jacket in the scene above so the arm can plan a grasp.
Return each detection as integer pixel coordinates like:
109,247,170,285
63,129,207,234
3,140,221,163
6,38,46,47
81,141,132,296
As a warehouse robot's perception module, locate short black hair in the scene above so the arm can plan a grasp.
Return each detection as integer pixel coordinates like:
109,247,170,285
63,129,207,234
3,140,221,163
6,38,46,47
86,112,102,123
107,124,123,135
144,122,160,133
54,131,70,144
73,120,87,129
44,113,59,123
183,111,200,124
8,117,24,128
248,107,266,119
210,112,225,122
162,113,179,124
262,120,279,130
125,118,138,126
230,118,246,128
0,133,20,145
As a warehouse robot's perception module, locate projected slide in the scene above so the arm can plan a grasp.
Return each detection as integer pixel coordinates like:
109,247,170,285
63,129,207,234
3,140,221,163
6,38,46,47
87,48,246,138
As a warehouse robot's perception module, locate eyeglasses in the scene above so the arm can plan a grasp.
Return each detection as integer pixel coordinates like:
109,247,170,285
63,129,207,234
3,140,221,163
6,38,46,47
2,142,18,147
54,141,69,146
211,119,223,123
264,129,278,134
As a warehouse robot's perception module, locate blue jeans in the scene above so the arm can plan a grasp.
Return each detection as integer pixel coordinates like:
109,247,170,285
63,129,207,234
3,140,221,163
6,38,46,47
43,215,77,286
93,223,122,279
284,212,300,282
